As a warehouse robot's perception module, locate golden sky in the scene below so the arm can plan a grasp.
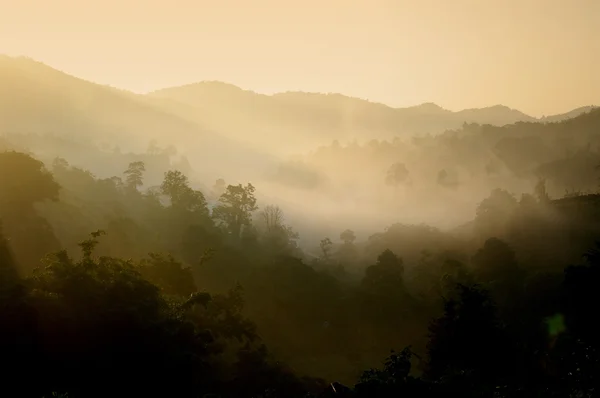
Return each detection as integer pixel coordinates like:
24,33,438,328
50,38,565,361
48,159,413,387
1,0,599,116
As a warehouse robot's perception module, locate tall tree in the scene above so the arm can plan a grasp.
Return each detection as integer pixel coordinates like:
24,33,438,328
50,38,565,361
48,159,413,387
426,284,512,387
123,161,146,191
385,162,410,186
340,229,356,245
338,229,358,266
212,183,258,239
160,170,208,215
319,237,333,262
362,249,405,294
534,178,550,203
472,237,520,284
258,205,300,255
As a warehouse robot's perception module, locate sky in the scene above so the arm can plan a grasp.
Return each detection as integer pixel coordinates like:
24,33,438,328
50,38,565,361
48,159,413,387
0,0,599,116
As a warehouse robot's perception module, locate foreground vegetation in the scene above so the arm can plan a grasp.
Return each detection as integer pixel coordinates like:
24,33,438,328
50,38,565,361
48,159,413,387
1,148,600,397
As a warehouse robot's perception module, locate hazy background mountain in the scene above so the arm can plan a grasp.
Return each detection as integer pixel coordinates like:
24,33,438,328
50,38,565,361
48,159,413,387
149,83,543,154
149,81,598,155
2,55,600,248
0,56,275,183
539,105,598,123
2,55,594,160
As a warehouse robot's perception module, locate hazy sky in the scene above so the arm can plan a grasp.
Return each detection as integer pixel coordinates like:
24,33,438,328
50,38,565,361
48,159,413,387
1,0,599,116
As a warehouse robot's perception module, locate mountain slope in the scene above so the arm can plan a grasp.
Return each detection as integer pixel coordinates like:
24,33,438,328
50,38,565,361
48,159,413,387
540,106,598,123
0,56,209,148
0,56,276,180
148,82,545,151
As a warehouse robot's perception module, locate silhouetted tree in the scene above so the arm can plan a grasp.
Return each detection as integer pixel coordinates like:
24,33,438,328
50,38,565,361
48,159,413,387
123,161,146,191
340,229,356,245
213,183,258,239
362,249,405,295
319,237,333,262
426,284,512,389
472,237,520,283
160,170,208,215
385,162,409,186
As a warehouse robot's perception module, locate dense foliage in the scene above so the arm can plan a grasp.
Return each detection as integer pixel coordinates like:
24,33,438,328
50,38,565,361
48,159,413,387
2,117,600,397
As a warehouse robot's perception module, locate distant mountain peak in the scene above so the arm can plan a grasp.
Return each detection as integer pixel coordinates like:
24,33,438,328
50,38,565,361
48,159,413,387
3,55,595,138
539,105,599,122
150,80,246,95
411,102,449,113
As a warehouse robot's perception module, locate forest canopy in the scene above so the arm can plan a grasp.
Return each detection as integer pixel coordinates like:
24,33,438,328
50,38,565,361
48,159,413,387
1,135,599,397
1,56,600,398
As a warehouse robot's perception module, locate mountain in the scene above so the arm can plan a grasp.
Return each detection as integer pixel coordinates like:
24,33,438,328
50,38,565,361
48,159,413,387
0,56,201,147
1,55,595,167
0,56,274,180
149,81,593,153
539,106,598,123
455,105,535,126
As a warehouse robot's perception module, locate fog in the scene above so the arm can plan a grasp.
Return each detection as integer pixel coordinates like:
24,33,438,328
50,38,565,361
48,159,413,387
3,55,597,253
2,31,600,396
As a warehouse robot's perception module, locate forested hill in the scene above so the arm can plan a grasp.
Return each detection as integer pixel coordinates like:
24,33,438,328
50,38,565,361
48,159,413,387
0,56,274,181
1,55,596,157
149,81,595,150
1,147,600,397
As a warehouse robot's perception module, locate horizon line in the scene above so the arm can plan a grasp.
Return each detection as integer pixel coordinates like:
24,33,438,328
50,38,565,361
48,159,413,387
1,54,596,118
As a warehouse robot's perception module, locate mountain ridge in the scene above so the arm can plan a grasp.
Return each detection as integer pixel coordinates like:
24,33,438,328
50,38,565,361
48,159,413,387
1,55,597,157
4,55,594,125
0,55,276,181
149,80,595,122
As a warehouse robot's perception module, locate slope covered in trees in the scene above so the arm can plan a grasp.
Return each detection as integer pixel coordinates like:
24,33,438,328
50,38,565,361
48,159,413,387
1,55,594,159
1,145,600,397
0,56,273,182
267,108,600,237
2,54,600,397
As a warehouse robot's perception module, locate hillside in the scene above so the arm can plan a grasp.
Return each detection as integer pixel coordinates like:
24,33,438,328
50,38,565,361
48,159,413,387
0,56,273,181
265,108,600,240
0,56,204,147
1,55,594,159
148,81,591,153
1,55,597,187
540,105,598,123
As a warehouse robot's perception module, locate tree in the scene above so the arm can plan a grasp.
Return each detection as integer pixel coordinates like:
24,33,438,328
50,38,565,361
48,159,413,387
0,151,60,213
476,189,518,220
258,205,300,255
534,177,550,203
362,249,404,294
160,170,208,215
475,189,518,239
212,183,258,239
21,231,217,397
338,229,358,266
426,284,512,387
340,229,356,245
319,237,333,261
261,205,284,233
138,252,196,297
472,237,520,284
123,161,146,191
385,162,410,186
356,347,423,396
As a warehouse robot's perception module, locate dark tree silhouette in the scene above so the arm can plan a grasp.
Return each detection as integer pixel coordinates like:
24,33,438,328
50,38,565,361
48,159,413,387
123,160,146,190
